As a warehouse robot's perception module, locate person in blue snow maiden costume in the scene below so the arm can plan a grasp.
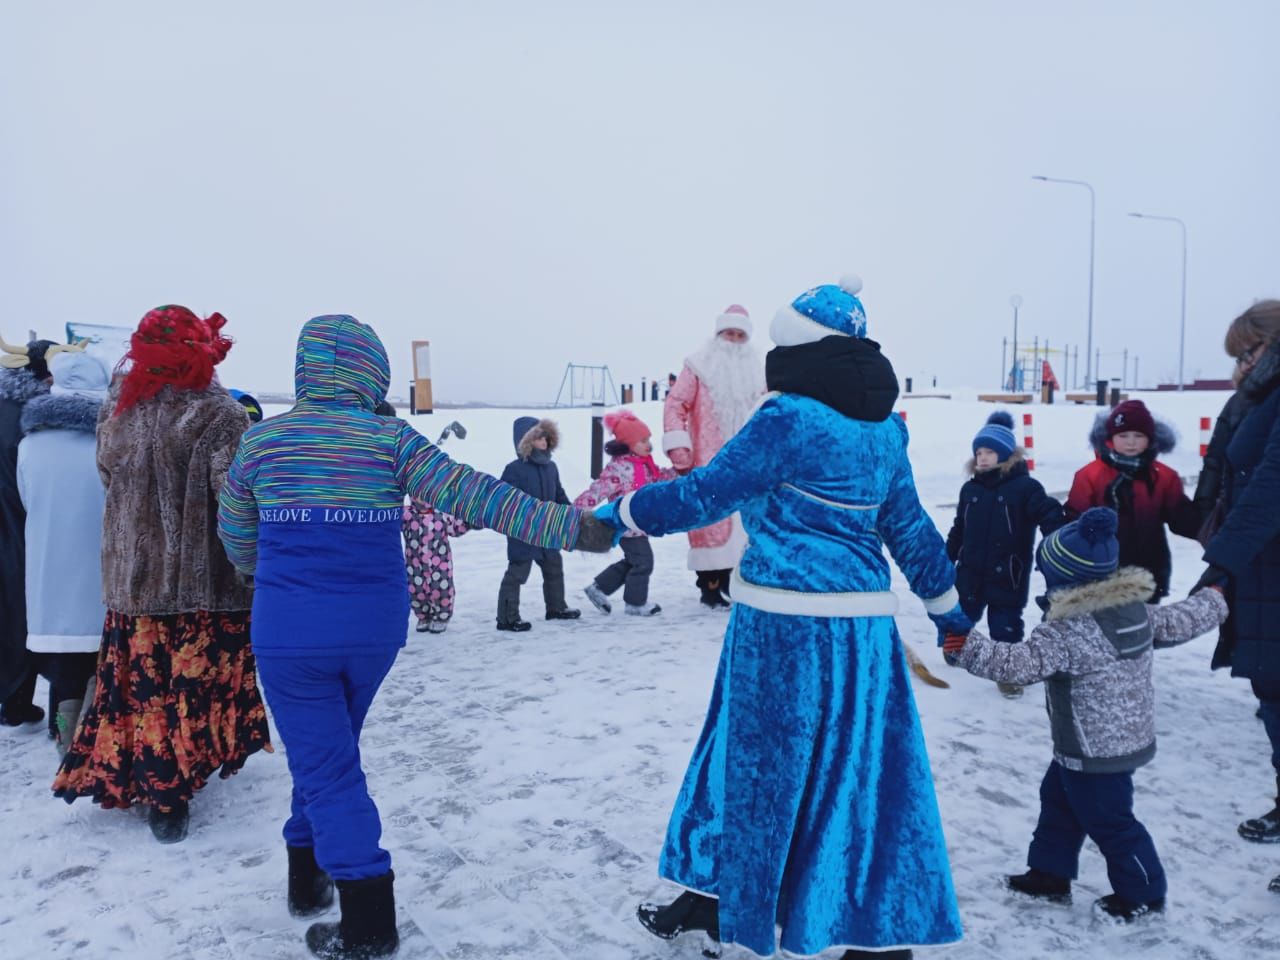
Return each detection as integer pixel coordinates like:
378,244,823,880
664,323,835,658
217,315,614,960
596,276,971,960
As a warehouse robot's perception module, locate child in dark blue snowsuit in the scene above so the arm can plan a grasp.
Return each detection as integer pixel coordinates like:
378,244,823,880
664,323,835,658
946,412,1064,691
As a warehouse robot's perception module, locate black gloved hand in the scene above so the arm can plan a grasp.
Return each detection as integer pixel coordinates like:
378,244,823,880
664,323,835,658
1191,564,1230,595
572,512,618,553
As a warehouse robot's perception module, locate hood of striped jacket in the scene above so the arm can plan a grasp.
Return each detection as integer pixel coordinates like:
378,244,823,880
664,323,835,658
294,314,391,411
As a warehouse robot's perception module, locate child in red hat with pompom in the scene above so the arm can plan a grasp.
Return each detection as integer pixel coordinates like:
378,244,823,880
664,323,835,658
1065,399,1201,602
574,410,676,616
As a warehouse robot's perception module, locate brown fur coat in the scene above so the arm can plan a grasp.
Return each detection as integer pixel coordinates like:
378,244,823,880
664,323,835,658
97,381,253,615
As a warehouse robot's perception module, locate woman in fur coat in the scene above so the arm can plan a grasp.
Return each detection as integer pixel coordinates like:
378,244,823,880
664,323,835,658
17,351,110,755
596,277,969,960
52,306,271,845
662,305,767,607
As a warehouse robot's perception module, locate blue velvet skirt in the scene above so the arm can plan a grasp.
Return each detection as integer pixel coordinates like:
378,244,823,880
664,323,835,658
659,606,962,955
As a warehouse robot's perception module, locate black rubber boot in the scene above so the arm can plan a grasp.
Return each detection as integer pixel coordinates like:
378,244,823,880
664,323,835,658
545,608,581,620
148,800,190,844
288,846,335,918
638,891,720,957
1239,773,1280,843
496,619,532,632
840,950,913,959
1006,868,1072,903
306,871,398,959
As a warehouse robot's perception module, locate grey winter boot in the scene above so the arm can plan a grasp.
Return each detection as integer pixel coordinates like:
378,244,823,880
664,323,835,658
54,699,84,759
1239,773,1280,843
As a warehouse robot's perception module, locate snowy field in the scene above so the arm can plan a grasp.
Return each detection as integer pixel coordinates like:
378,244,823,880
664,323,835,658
4,391,1279,960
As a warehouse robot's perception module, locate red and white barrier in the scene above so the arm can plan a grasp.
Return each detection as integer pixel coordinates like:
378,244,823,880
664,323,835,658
1200,417,1212,458
1023,412,1035,471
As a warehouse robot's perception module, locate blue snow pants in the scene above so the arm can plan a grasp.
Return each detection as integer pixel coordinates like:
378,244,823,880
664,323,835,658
960,596,1024,643
255,649,398,881
1028,761,1167,903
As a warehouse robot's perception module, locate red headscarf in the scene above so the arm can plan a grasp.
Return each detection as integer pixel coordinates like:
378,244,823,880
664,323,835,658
114,305,233,416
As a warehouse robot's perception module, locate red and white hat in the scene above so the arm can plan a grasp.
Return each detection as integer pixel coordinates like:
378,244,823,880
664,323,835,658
714,304,752,338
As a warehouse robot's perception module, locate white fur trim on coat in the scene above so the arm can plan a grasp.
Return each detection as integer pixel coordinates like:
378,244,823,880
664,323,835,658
769,304,851,348
662,430,693,453
731,570,901,618
921,587,960,615
26,633,102,655
618,491,646,534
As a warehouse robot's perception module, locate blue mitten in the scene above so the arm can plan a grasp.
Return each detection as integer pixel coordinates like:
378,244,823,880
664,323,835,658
928,602,973,647
592,500,627,547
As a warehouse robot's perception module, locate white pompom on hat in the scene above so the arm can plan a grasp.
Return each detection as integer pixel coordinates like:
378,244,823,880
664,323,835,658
714,304,752,338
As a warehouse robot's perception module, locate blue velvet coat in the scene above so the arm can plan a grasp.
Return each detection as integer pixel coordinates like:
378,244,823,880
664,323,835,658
624,391,962,955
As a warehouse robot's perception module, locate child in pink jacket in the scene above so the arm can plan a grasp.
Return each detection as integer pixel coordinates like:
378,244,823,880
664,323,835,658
402,499,470,633
576,410,675,616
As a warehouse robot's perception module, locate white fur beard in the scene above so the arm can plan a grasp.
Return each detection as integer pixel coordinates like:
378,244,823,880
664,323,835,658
685,338,767,440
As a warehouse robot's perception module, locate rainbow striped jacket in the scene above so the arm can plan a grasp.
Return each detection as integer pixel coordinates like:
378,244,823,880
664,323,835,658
217,315,582,654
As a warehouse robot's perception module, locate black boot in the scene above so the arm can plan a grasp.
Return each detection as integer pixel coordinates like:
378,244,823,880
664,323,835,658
637,891,720,958
288,846,335,918
306,871,398,959
840,950,913,959
1239,774,1280,843
148,800,190,844
1269,874,1280,894
1006,868,1071,903
545,608,581,620
496,619,532,632
696,571,730,609
1092,893,1165,923
0,703,45,727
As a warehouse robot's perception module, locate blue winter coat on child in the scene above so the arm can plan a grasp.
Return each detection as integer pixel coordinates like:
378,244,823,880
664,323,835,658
946,451,1065,609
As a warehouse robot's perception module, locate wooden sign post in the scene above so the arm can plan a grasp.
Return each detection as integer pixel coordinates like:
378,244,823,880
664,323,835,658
411,340,433,414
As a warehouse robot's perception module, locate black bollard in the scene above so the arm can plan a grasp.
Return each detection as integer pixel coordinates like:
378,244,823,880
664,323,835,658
591,403,604,479
1096,379,1108,406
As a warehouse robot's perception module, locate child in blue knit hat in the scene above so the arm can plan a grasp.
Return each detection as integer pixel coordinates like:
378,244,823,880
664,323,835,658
944,507,1229,924
944,411,1065,697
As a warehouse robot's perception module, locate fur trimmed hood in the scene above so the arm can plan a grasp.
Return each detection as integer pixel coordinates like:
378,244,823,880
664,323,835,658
965,447,1027,477
1045,566,1156,621
516,418,560,460
0,368,50,405
1089,411,1177,455
20,392,103,436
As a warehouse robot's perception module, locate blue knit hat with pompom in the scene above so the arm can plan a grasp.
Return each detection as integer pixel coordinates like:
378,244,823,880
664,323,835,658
770,275,868,346
1037,507,1120,591
973,410,1017,461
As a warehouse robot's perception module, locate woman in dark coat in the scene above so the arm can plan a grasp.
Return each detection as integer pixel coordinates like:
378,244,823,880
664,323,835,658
1198,300,1280,890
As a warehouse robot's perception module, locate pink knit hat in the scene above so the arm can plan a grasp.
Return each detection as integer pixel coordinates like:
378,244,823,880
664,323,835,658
603,409,652,447
715,303,752,338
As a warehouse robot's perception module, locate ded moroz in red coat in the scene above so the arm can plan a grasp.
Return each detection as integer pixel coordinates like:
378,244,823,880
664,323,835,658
662,328,766,571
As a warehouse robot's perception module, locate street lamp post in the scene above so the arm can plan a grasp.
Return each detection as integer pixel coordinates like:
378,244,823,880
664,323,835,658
1032,175,1096,387
1009,294,1022,391
1128,212,1188,391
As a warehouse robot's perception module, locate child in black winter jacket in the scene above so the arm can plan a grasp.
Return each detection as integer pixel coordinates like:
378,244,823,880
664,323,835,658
946,412,1065,695
495,417,581,631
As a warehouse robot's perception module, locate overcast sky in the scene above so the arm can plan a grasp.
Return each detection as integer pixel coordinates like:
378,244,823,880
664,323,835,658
3,1,1276,403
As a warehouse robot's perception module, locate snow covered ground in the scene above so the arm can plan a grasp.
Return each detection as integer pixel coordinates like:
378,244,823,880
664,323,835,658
4,392,1279,960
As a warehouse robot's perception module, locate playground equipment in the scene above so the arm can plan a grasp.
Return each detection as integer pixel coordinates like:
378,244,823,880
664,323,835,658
555,363,619,408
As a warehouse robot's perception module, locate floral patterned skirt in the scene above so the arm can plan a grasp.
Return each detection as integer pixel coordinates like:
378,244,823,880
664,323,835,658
52,609,272,810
